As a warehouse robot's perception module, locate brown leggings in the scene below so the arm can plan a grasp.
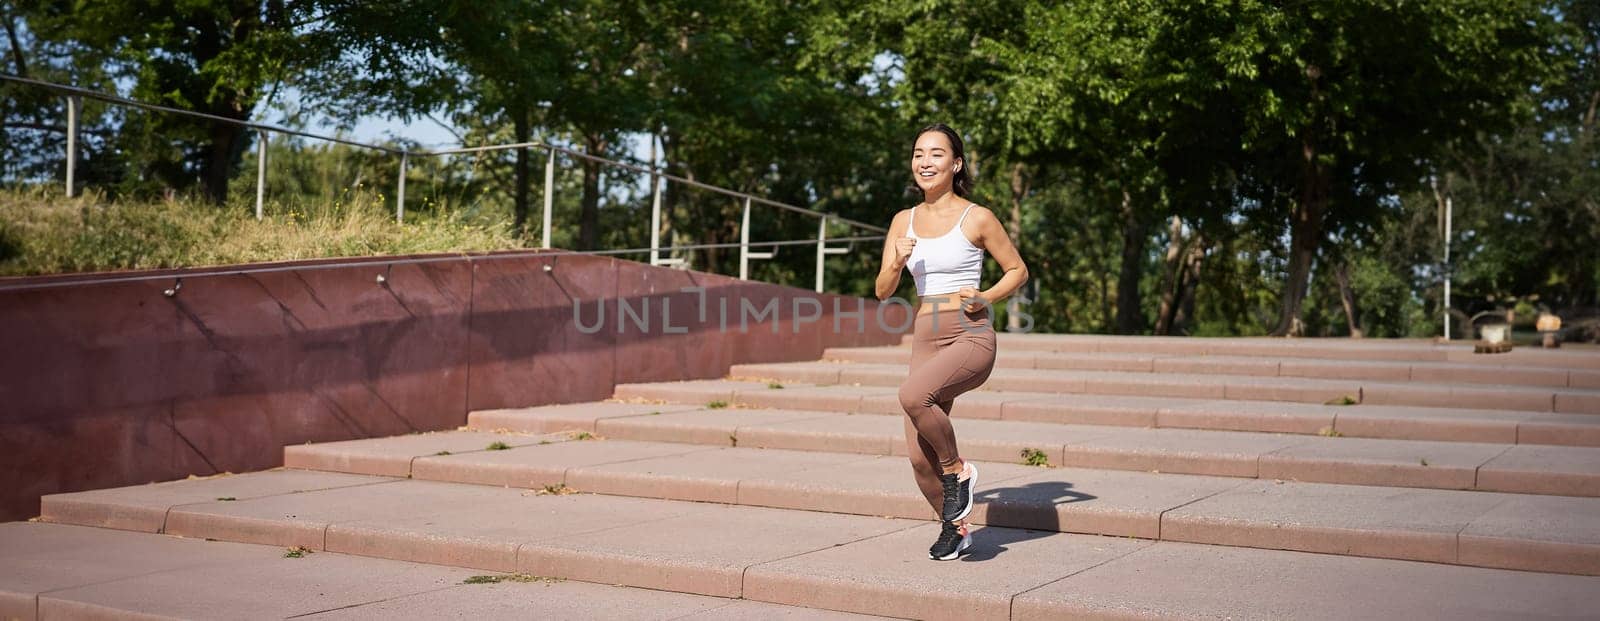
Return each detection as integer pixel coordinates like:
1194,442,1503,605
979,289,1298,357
899,307,997,515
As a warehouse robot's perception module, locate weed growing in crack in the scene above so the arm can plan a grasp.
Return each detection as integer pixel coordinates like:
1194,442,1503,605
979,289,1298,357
1021,448,1051,467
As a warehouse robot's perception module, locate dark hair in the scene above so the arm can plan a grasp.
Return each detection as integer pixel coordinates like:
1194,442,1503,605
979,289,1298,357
909,123,973,198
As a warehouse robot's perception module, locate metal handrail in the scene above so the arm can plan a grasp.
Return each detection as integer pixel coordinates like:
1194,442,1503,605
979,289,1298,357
1,73,888,292
0,73,404,153
432,139,885,233
0,236,885,293
0,74,884,231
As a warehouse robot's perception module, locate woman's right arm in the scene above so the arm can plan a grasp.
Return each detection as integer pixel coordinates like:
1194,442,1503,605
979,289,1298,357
875,210,913,301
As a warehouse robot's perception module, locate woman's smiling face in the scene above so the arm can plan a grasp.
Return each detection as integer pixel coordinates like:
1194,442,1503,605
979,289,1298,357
911,130,960,196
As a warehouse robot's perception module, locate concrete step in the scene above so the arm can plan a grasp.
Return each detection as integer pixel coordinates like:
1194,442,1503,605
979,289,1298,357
589,387,1600,496
611,379,1600,447
268,431,1600,575
727,361,1600,414
0,521,885,621
826,347,1600,389
953,333,1600,370
32,473,1600,620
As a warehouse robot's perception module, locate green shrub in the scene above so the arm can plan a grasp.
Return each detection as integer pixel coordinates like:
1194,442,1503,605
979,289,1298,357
0,186,519,277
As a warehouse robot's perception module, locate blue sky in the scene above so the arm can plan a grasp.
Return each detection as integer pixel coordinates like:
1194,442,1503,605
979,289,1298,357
348,114,460,149
263,100,655,166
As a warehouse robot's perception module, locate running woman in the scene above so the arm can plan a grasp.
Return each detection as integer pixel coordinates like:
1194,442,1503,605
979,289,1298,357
875,123,1029,560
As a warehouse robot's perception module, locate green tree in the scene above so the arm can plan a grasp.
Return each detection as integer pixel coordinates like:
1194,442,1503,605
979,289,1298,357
640,1,901,276
983,0,1243,334
2,2,149,188
987,0,1566,336
18,0,309,204
1435,1,1598,323
1211,1,1567,335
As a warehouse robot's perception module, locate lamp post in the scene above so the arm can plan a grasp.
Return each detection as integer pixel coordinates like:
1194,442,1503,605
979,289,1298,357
1443,192,1452,340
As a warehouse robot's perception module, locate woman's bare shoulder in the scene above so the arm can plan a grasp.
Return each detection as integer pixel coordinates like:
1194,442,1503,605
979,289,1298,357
963,203,1001,224
888,207,914,229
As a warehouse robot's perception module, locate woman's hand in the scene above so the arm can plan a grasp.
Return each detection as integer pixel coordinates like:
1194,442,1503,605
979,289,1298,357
893,237,917,268
956,286,987,312
877,209,917,301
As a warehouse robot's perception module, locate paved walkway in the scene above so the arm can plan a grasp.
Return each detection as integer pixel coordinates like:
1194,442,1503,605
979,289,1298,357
8,335,1600,619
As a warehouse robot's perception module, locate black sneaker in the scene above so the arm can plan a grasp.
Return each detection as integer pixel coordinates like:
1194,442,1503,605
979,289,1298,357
939,462,978,522
928,521,971,561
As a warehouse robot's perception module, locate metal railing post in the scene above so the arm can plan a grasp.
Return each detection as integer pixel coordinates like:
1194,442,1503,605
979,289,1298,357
740,198,752,280
65,96,78,198
815,216,827,292
814,215,851,293
650,171,664,265
396,151,408,223
542,146,555,248
255,130,267,220
739,197,774,278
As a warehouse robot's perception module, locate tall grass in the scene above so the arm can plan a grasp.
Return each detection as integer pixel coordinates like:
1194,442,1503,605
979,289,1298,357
0,185,522,277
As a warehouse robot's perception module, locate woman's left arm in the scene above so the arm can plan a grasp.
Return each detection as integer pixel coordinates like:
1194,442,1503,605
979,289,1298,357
974,206,1029,306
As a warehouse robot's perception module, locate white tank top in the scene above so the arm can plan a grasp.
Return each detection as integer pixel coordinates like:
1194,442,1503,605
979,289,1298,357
906,204,984,297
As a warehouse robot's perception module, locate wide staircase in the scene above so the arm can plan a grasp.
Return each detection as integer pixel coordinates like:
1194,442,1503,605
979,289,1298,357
8,335,1600,619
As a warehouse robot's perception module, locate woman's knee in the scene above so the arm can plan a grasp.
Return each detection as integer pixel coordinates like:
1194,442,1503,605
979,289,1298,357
898,383,934,415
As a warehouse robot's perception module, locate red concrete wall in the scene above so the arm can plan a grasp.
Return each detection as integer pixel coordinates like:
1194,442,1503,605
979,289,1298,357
0,251,909,521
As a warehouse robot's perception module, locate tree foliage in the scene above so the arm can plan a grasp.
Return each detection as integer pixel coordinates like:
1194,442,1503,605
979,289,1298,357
14,0,309,203
3,0,1594,339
